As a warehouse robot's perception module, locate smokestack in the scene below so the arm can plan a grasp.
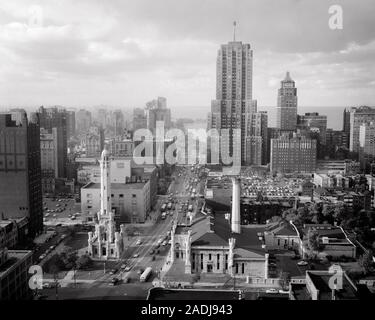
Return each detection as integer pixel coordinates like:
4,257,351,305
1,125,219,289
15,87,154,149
231,177,241,234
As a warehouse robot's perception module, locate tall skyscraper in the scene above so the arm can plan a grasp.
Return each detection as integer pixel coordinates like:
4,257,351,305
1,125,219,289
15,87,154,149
40,127,58,194
0,111,43,237
38,106,68,178
276,72,298,131
208,39,255,164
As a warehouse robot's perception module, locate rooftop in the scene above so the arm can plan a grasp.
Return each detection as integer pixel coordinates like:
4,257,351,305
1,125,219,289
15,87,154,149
82,181,147,190
307,271,358,300
181,212,266,258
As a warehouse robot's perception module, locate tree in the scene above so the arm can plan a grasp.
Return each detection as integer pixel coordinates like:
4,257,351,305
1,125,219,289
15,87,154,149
307,229,320,252
59,247,78,270
76,254,93,270
359,250,373,275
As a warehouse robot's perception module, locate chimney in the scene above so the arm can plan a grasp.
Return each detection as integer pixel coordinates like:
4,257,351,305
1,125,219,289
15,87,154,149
231,177,241,234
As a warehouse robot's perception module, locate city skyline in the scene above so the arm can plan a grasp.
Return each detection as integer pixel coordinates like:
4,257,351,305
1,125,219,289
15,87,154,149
0,0,374,112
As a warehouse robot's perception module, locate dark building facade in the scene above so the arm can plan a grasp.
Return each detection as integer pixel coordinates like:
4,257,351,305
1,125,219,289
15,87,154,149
0,111,43,237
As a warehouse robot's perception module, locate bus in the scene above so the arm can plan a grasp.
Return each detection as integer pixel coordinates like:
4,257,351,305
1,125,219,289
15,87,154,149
188,204,193,212
140,267,152,282
161,204,167,212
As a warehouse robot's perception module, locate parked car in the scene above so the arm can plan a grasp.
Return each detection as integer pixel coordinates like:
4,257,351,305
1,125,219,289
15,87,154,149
297,260,308,266
133,253,139,258
124,266,132,272
266,289,278,294
110,277,120,286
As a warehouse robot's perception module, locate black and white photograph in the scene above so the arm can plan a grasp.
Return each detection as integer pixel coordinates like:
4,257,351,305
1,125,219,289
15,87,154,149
0,0,374,310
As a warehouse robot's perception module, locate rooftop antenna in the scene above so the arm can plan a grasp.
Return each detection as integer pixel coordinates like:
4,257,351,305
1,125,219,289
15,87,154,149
233,21,237,41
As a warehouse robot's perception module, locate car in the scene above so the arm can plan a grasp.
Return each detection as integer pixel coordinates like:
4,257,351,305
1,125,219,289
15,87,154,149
42,283,51,289
123,277,130,284
133,253,139,258
124,266,132,272
162,240,168,246
49,245,55,250
266,288,278,294
121,264,127,270
150,249,155,254
136,239,142,245
297,260,309,266
110,277,120,286
157,239,163,245
279,289,290,294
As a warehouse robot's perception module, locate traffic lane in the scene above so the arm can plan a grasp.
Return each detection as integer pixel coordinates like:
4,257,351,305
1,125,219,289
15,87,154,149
43,282,151,300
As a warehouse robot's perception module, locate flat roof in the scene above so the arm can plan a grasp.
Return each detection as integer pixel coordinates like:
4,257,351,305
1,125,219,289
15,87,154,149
82,182,147,190
307,271,358,300
0,250,32,277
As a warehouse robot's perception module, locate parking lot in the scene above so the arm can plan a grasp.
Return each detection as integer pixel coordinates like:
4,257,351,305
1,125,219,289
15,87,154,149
43,197,82,226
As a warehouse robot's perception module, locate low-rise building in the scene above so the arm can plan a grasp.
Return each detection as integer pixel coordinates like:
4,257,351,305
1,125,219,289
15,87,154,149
0,221,18,249
167,212,269,282
0,248,33,300
299,224,356,259
290,270,363,300
81,181,150,223
264,220,300,250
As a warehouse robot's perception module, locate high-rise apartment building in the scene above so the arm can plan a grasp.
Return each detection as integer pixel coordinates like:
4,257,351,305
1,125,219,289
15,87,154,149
297,113,327,145
40,127,58,194
276,72,298,131
270,134,317,173
349,106,375,153
208,40,255,164
359,122,375,165
38,106,67,178
0,111,43,237
66,110,76,139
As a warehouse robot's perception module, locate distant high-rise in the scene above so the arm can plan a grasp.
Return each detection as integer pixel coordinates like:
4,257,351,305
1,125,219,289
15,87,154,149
76,109,92,135
66,110,76,139
276,72,298,131
349,106,375,153
208,39,255,164
146,97,171,134
38,106,67,178
132,108,147,131
245,111,268,165
0,111,43,237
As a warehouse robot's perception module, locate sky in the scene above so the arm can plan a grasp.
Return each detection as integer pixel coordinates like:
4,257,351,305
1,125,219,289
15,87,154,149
0,0,374,116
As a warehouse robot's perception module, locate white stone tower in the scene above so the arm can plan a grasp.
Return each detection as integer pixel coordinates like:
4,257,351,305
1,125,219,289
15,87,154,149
231,177,241,234
100,146,111,216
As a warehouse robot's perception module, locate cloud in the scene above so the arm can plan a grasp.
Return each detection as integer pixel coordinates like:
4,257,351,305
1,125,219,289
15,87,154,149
0,0,374,112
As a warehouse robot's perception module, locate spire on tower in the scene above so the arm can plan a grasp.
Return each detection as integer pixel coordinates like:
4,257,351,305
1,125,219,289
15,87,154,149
233,21,237,41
